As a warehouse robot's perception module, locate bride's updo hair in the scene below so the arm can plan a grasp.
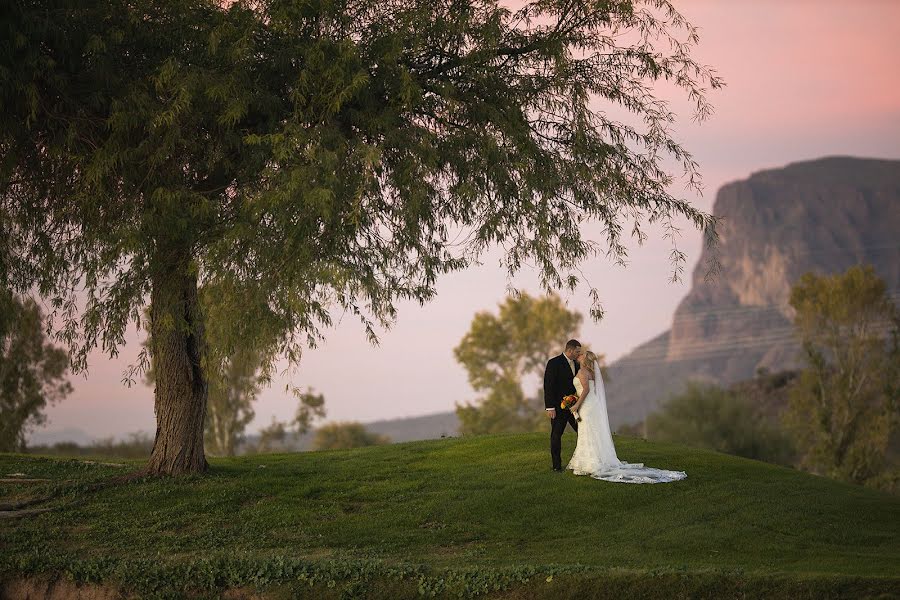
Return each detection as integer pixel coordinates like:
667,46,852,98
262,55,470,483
581,350,599,373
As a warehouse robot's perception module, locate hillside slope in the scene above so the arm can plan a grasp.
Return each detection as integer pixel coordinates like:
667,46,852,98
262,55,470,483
2,434,898,598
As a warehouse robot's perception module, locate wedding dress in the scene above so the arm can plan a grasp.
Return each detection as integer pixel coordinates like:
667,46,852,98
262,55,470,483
566,362,687,484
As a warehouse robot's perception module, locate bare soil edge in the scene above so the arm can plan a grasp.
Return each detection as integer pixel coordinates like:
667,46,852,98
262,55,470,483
1,577,128,600
0,578,271,600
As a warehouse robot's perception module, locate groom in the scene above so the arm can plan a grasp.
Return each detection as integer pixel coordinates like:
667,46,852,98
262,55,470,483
543,339,581,472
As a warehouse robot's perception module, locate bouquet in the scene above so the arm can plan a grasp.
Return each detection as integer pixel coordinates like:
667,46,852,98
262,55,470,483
561,395,581,421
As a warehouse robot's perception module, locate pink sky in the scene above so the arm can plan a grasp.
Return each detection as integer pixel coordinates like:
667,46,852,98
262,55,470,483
32,0,900,442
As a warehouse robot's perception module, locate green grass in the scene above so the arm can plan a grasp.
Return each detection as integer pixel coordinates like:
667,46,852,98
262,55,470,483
1,433,898,599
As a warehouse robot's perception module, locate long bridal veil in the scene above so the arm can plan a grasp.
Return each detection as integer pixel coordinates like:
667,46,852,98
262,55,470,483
567,361,687,484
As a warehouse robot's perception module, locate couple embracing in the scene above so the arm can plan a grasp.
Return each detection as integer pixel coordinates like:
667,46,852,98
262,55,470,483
543,339,686,484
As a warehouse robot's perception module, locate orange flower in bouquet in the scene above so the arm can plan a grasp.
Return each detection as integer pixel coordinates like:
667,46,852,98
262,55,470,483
561,394,581,421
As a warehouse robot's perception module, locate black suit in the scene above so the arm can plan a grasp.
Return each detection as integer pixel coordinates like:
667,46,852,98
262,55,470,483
543,354,579,470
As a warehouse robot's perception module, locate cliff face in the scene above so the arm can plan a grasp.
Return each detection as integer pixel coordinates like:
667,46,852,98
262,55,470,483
607,156,900,428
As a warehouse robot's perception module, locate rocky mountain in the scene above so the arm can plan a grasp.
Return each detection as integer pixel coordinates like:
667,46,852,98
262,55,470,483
605,156,900,427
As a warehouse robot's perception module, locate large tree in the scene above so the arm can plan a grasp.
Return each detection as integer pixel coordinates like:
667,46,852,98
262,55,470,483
785,266,899,490
1,0,721,474
141,282,277,456
0,291,72,452
142,281,325,456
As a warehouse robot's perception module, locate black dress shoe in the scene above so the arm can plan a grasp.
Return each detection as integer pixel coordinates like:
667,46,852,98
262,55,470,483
552,467,563,472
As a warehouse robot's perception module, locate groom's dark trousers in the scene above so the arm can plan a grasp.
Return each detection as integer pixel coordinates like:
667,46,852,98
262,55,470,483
549,410,579,470
544,354,579,470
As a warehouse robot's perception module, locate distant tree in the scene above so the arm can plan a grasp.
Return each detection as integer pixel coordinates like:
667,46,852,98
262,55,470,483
40,432,156,459
196,283,280,457
455,293,597,434
646,382,794,465
2,0,720,474
785,266,900,490
91,432,156,458
291,388,327,436
27,435,155,459
251,389,327,453
255,417,290,454
0,291,72,452
203,348,261,457
313,422,390,451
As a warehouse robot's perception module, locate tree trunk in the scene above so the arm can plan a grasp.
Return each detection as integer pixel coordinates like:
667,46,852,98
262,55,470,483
146,255,209,476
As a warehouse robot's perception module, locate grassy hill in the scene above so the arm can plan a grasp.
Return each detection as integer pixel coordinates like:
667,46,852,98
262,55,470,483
1,434,898,599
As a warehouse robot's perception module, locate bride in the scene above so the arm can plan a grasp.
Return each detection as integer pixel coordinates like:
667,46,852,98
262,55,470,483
567,350,686,484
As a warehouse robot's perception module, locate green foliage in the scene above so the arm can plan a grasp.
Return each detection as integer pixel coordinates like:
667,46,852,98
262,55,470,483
1,0,720,393
251,390,327,453
313,422,390,450
204,350,259,457
1,435,898,598
786,266,900,491
646,382,795,466
454,293,581,434
0,291,72,452
254,417,291,454
292,388,327,436
195,281,281,457
4,556,894,600
456,380,538,436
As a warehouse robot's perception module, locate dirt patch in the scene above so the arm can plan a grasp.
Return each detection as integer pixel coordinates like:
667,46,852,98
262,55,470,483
1,577,130,600
3,579,282,600
0,506,55,519
220,587,270,599
0,496,53,512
